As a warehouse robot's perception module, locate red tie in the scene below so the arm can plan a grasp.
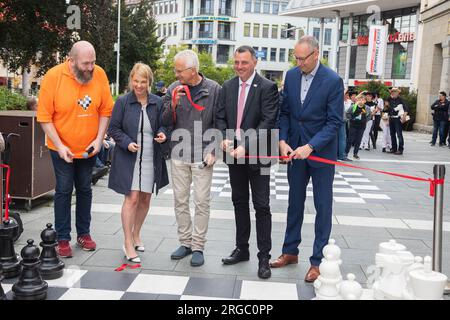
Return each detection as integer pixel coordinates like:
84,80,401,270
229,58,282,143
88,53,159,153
236,82,248,140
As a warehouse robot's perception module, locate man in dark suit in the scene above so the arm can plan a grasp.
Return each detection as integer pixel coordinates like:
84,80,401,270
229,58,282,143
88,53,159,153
216,46,279,279
270,36,344,283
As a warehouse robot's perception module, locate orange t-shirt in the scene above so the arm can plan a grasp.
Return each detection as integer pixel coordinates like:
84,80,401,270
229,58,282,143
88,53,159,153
37,61,113,158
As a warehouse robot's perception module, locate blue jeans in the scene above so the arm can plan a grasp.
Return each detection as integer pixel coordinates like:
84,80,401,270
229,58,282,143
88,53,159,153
431,120,447,145
337,122,347,159
50,150,95,241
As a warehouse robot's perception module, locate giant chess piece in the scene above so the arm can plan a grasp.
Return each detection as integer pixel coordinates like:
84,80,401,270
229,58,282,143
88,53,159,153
313,254,343,300
39,223,65,280
12,239,48,300
0,218,21,278
0,264,7,300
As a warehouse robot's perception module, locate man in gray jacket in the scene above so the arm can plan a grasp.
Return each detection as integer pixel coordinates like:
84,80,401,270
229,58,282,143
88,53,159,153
162,49,221,267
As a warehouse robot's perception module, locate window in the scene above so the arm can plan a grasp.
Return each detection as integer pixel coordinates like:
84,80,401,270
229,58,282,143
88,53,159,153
281,25,287,39
185,0,194,16
253,23,260,38
279,48,286,62
244,0,252,12
200,0,214,15
218,22,231,39
271,25,278,39
263,1,270,14
262,24,269,38
168,23,172,36
157,24,161,37
261,47,268,61
254,0,261,13
313,28,320,41
272,2,279,15
270,48,277,61
217,45,231,64
324,28,332,45
281,2,288,11
164,2,168,13
392,42,408,79
219,0,233,16
175,1,178,12
244,23,251,37
174,22,177,36
323,50,329,61
198,21,213,38
163,24,167,36
170,1,174,13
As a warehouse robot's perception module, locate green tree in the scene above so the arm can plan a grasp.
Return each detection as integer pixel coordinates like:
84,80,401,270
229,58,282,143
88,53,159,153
72,0,163,93
357,80,390,100
0,0,72,91
155,46,235,88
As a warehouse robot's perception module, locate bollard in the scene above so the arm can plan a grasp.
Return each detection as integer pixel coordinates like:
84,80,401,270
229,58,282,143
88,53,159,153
431,165,449,294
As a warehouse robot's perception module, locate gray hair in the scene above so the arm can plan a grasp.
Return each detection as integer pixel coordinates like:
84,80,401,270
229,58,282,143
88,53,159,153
297,35,319,51
174,49,199,71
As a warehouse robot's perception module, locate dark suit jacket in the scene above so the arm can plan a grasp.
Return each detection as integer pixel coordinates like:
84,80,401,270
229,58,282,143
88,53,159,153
216,73,279,164
279,64,344,167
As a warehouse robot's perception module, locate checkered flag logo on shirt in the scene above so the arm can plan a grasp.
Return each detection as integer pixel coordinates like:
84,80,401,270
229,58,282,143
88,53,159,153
77,95,92,111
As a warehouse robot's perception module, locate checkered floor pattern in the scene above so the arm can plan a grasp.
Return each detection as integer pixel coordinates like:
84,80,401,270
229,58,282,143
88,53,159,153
164,165,391,204
1,268,315,300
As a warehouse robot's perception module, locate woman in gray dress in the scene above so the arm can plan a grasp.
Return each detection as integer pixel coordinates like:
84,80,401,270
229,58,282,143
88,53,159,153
108,63,169,262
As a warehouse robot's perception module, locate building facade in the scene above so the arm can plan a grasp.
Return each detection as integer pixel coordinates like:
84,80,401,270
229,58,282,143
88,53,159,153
415,0,450,130
148,0,337,81
336,6,419,88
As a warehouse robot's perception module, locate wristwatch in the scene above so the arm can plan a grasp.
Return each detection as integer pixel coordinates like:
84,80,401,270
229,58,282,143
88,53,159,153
307,143,314,151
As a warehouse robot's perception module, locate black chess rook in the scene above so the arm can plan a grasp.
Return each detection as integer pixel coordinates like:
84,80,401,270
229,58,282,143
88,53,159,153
12,239,48,300
39,223,65,280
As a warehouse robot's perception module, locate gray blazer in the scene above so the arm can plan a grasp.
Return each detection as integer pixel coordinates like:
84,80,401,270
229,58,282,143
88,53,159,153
108,92,169,195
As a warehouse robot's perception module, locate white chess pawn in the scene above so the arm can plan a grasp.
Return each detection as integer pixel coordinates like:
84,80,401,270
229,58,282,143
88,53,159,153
340,273,363,300
314,254,342,300
322,239,342,263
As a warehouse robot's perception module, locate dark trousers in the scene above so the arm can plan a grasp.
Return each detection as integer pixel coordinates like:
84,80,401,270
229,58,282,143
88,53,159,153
371,115,381,147
50,151,95,241
228,163,271,260
282,159,335,266
337,122,347,159
345,125,365,156
389,117,404,152
431,120,447,145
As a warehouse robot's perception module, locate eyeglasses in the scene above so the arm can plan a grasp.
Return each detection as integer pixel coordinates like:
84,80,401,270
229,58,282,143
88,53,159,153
293,50,315,63
173,66,193,74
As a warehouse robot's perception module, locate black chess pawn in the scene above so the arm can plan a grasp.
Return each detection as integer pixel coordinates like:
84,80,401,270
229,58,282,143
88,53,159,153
39,223,65,280
12,239,48,300
0,218,21,278
0,264,7,300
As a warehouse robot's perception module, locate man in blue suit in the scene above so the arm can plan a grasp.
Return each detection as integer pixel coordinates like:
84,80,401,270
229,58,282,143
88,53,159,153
270,36,344,283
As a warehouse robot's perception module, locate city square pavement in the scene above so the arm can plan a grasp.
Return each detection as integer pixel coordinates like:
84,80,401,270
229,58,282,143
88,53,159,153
4,130,450,300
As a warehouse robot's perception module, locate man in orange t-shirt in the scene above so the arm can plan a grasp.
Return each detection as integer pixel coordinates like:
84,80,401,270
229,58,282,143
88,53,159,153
37,41,113,258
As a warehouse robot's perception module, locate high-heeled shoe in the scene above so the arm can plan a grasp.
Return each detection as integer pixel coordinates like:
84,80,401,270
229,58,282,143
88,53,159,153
123,245,141,263
134,244,145,252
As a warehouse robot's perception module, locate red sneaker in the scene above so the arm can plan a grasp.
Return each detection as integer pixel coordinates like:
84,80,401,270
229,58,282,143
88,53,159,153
57,240,73,258
77,235,97,251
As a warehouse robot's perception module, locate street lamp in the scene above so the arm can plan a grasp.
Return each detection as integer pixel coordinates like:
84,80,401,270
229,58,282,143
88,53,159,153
115,0,121,95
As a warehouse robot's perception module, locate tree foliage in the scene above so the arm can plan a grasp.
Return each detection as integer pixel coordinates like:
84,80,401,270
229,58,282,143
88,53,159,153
0,0,72,76
155,46,235,89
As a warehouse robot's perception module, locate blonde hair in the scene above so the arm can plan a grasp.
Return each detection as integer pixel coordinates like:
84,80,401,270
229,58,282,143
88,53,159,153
128,62,154,93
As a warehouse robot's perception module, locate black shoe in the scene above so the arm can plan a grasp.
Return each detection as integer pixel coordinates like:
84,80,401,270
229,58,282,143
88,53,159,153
387,150,397,154
430,143,435,146
170,246,192,260
353,154,360,160
258,258,271,279
222,248,250,265
439,143,445,147
382,148,386,153
394,150,403,155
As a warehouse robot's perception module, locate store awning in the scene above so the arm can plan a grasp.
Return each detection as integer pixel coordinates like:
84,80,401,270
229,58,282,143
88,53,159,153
281,0,420,18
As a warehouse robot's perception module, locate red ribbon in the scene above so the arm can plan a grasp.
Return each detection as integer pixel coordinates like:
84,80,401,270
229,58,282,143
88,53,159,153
171,85,205,123
114,263,142,272
243,155,444,197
